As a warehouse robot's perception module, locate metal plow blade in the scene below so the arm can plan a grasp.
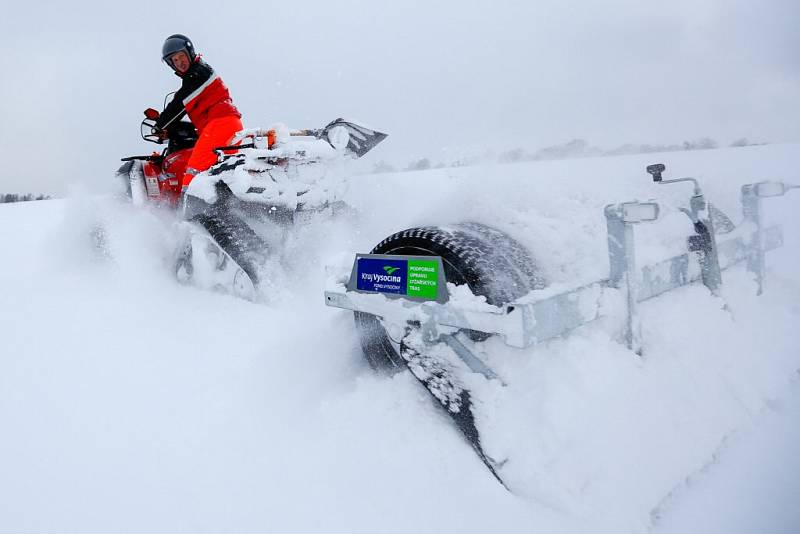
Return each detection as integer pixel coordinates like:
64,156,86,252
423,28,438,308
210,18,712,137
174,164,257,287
399,330,509,490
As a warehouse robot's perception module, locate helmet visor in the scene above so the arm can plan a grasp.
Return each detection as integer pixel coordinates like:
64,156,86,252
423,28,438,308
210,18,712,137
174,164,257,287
165,51,190,72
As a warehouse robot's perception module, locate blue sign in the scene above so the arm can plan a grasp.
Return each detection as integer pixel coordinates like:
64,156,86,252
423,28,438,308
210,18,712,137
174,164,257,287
356,258,408,295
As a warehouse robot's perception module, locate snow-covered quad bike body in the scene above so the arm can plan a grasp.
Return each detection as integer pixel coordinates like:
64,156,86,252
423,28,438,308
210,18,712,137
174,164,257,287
117,106,387,298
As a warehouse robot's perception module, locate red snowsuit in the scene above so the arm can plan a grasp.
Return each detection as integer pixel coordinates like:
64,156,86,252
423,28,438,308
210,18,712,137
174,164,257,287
155,56,242,190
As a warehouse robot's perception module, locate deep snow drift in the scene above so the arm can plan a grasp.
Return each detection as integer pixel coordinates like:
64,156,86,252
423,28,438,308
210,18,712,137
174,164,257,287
1,144,798,533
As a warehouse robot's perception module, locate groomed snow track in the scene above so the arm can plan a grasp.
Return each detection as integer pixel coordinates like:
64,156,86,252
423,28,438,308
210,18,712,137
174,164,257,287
1,144,799,533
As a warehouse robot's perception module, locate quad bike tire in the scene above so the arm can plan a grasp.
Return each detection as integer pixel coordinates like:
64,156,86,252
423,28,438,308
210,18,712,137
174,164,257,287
183,180,270,286
355,222,545,372
191,211,267,285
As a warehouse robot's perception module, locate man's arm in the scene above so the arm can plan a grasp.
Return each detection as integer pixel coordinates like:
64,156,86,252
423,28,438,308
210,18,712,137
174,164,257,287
155,90,188,130
155,60,215,131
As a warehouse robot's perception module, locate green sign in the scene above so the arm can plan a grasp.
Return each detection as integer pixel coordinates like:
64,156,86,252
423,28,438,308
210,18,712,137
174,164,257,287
352,254,446,302
407,259,439,299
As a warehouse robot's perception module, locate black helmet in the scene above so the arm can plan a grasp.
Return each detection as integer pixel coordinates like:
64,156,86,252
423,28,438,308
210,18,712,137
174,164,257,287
162,34,196,63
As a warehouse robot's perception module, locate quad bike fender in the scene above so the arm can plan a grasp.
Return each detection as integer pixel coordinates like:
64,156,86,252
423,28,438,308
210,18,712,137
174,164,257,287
185,165,248,204
115,159,148,206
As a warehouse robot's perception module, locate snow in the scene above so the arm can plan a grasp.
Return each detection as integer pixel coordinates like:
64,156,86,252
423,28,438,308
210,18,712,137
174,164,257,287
653,381,800,534
185,136,340,206
1,144,799,533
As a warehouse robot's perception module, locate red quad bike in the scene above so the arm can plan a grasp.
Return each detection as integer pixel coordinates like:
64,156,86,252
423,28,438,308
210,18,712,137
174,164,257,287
117,107,195,207
117,104,387,298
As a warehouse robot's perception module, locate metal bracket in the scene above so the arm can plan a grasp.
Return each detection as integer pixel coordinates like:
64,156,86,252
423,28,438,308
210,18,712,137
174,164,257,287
605,201,660,354
326,181,792,357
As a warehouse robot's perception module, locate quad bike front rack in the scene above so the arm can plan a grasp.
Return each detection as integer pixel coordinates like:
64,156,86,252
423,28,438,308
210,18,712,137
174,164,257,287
324,165,798,489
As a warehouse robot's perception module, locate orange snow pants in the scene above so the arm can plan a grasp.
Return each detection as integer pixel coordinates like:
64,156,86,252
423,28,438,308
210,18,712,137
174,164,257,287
182,115,244,190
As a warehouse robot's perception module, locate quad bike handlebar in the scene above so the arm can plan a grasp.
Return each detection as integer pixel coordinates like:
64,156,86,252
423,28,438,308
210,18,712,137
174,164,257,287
140,117,165,144
123,94,387,163
120,153,164,163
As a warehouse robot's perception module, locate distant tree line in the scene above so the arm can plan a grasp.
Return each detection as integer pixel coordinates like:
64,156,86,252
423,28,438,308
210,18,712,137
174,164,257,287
0,193,52,204
373,137,766,174
495,137,764,165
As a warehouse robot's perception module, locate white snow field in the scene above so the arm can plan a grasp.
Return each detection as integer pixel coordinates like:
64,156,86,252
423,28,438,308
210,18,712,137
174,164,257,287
1,144,799,533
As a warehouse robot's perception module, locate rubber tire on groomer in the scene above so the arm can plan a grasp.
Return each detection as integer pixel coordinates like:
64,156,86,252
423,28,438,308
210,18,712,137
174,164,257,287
354,222,545,372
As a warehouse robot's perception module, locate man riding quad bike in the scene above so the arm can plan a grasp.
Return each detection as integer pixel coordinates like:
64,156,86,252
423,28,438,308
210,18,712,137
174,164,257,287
117,36,388,298
155,34,243,195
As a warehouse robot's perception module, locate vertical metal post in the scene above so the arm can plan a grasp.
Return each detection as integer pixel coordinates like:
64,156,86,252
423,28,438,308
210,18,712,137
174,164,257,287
605,205,642,355
696,214,723,295
685,194,723,296
741,184,765,294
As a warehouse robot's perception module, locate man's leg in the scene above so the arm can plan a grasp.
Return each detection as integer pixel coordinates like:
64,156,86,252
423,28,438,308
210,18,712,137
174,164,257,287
182,116,244,193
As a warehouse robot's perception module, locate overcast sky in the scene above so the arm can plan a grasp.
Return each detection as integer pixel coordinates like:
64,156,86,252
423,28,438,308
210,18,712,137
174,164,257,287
0,0,798,194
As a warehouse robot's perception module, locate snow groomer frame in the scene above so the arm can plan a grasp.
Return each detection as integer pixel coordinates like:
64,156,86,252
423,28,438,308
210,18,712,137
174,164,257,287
324,164,798,488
